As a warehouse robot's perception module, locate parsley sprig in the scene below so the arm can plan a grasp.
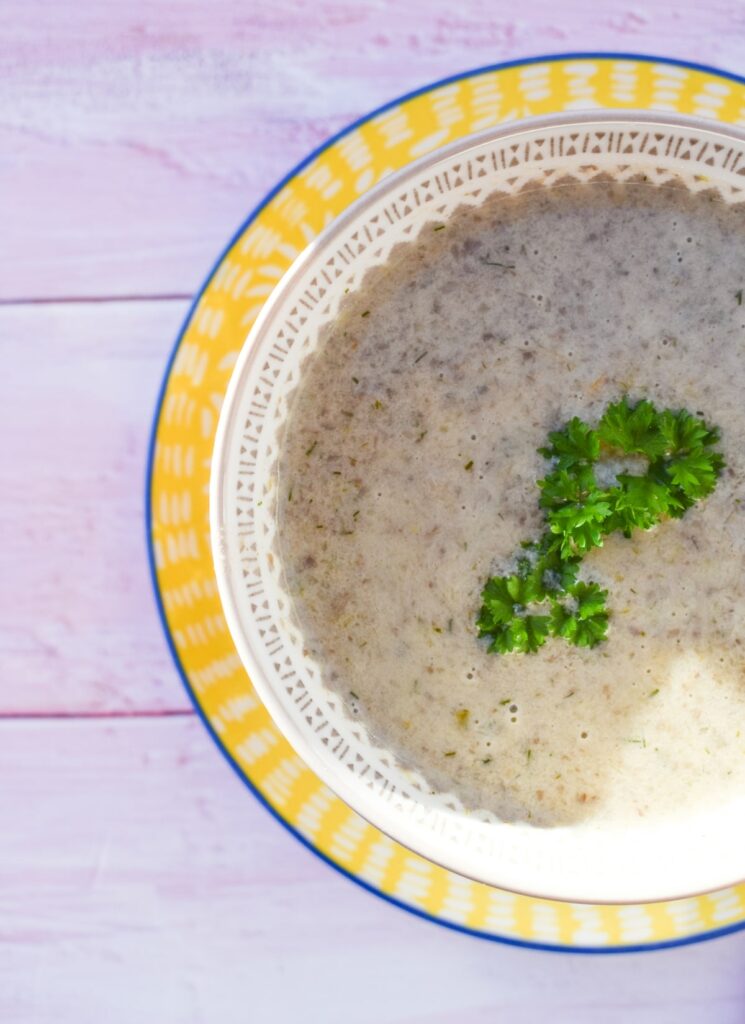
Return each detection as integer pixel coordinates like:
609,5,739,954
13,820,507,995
477,397,724,654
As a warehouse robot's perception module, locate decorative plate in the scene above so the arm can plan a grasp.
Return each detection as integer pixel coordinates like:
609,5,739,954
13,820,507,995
148,53,745,951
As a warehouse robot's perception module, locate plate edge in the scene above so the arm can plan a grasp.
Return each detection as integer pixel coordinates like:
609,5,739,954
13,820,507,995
144,51,745,953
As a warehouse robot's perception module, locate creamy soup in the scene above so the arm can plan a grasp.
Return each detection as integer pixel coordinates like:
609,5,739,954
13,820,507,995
276,180,745,826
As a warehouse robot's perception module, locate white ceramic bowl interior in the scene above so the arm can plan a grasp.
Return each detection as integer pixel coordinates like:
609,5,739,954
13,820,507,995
211,112,745,903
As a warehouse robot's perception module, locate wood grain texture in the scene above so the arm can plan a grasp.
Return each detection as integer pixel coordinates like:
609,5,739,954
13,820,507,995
2,716,745,1024
0,300,191,713
5,1,745,1018
5,0,745,300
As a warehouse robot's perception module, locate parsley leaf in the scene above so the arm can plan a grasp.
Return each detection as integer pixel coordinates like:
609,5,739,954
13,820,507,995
538,464,598,509
477,576,516,629
606,473,680,535
477,572,545,633
485,615,552,655
550,582,609,648
476,572,552,653
539,416,600,469
657,408,718,454
547,494,612,558
598,397,667,459
527,533,581,592
477,393,724,656
665,449,724,501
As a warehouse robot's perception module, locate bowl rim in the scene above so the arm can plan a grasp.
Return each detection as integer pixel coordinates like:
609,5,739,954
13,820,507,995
210,109,745,904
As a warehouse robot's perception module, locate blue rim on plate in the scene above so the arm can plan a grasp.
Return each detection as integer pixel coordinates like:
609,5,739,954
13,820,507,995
146,52,745,953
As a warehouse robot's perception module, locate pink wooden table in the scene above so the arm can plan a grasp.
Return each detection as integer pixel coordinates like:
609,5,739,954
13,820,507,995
5,2,745,1020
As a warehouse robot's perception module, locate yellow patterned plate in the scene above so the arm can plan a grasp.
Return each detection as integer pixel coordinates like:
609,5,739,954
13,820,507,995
148,53,745,951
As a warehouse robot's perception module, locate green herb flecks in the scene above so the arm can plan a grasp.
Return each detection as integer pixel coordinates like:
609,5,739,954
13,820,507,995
455,708,469,727
481,257,516,271
477,396,724,655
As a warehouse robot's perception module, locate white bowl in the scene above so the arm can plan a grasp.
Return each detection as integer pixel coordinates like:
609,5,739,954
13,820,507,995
210,112,745,903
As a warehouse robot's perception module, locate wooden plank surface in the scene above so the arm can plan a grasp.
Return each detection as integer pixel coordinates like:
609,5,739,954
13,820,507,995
0,301,190,713
5,0,745,1018
2,716,745,1024
5,0,745,300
